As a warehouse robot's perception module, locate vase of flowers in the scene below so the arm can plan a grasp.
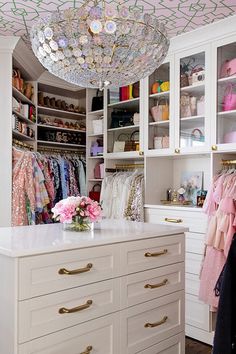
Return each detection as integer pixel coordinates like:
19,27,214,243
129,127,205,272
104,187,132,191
52,196,102,232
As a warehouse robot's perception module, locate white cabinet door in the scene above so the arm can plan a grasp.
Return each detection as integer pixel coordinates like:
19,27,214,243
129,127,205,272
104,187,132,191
174,44,212,154
19,279,120,343
185,293,210,331
120,291,184,354
19,314,119,354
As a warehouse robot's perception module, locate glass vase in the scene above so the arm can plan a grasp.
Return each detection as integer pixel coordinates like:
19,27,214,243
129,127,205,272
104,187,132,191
63,216,94,232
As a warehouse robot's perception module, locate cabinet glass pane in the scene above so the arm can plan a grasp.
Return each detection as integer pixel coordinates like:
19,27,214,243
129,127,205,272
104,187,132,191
217,42,236,145
107,84,140,154
179,52,205,149
148,63,170,150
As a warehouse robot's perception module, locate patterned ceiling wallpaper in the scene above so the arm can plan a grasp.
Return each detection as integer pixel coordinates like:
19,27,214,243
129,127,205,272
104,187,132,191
0,0,235,39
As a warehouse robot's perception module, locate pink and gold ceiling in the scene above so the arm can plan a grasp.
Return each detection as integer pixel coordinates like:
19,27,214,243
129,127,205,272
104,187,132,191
0,0,235,38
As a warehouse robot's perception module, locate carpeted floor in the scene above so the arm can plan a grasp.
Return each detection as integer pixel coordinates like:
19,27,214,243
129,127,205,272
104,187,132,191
186,337,212,354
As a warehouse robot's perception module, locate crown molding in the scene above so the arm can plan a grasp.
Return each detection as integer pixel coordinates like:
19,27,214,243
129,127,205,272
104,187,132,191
0,36,19,52
169,14,236,54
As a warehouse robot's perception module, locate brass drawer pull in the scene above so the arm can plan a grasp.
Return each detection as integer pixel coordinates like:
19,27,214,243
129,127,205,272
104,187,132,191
144,279,168,289
59,300,93,314
58,263,93,275
145,249,168,257
164,218,182,223
144,316,168,328
80,346,93,354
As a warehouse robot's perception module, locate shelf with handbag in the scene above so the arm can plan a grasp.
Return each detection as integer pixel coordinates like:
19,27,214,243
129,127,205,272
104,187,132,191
180,82,205,94
108,124,140,132
149,120,170,127
108,96,140,108
149,90,170,99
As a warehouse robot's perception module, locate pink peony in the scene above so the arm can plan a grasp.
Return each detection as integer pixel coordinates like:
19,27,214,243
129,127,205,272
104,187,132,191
86,202,102,222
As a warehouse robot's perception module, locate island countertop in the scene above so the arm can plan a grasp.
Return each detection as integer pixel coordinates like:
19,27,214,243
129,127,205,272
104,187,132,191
0,219,187,257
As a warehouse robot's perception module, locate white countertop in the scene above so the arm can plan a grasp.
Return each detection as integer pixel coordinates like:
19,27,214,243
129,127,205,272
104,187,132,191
0,220,187,257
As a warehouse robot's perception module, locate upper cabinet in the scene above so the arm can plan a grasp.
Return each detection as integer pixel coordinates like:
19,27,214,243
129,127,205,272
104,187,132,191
212,35,236,151
174,45,211,154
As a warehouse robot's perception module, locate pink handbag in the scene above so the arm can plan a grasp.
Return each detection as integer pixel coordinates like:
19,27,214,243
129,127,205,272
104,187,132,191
220,58,236,78
222,84,236,111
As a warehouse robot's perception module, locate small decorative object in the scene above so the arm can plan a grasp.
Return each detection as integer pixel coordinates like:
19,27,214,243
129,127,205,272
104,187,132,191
30,4,169,90
197,190,207,207
181,171,203,206
160,81,170,92
52,196,102,232
178,187,185,202
151,80,163,94
166,188,172,201
171,189,178,203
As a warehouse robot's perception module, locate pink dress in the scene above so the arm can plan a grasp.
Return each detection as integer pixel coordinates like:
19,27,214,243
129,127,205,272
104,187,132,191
199,173,236,308
12,149,35,226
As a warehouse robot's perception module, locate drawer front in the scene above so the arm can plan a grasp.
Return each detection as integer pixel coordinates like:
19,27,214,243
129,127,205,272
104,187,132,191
186,273,200,296
120,291,184,354
19,313,119,354
19,245,119,300
186,232,205,255
121,263,184,308
120,235,184,274
145,208,207,234
186,253,202,276
186,293,210,331
135,334,184,354
19,279,120,343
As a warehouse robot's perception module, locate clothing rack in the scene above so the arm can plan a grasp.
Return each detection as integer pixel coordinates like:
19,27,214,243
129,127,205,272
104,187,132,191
12,138,34,151
37,146,86,156
221,159,236,166
105,163,144,172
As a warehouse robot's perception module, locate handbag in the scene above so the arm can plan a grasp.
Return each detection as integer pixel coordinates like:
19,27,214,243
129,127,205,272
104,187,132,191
89,184,101,202
190,96,197,116
150,99,169,121
132,82,140,98
113,133,129,152
191,128,204,142
220,58,236,78
180,93,191,118
197,96,205,116
110,110,133,128
180,73,189,88
94,162,101,179
91,90,103,111
125,130,139,151
222,84,236,111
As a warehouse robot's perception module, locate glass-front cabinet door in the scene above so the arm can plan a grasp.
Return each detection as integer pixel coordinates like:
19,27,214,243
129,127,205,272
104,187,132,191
213,36,236,151
146,58,174,155
175,45,211,154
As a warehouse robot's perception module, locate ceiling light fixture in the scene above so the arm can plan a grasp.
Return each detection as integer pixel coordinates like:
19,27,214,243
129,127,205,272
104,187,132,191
30,1,169,89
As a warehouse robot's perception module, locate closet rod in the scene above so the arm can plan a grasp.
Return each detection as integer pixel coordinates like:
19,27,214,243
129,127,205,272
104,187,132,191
12,139,34,151
221,159,236,165
38,147,86,155
105,163,144,172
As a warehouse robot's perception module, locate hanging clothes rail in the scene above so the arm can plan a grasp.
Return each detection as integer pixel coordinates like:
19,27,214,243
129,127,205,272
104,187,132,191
105,163,144,172
38,146,86,156
12,138,34,151
221,159,236,165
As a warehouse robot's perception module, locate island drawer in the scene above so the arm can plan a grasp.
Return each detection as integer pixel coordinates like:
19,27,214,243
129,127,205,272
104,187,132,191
134,333,184,354
120,262,184,308
18,244,120,300
19,313,119,354
120,291,184,354
120,234,184,274
19,278,120,343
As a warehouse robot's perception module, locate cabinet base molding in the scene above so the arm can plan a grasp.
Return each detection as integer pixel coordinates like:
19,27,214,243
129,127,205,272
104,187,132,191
185,324,214,346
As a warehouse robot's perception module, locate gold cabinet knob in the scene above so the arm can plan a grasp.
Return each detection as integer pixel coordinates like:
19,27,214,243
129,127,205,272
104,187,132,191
211,145,217,151
175,148,180,154
139,151,144,156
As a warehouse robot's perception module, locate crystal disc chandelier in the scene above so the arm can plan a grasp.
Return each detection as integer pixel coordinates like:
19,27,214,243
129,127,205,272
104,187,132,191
30,1,169,89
